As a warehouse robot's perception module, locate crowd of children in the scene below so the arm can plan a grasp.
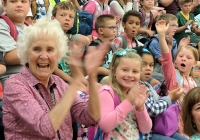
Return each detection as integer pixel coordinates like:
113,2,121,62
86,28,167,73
0,0,200,139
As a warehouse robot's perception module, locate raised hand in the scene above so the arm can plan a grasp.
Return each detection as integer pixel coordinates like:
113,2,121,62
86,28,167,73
155,20,169,35
84,43,110,76
67,41,83,66
68,41,88,90
178,36,190,48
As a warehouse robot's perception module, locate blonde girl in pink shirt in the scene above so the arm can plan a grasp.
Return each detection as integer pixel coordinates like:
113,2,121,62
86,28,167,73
97,49,152,140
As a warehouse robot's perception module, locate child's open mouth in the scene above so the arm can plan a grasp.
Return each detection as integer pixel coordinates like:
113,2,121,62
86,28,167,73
181,63,186,67
145,73,151,78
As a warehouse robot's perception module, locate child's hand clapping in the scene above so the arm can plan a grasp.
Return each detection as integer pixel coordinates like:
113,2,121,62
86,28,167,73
167,83,183,102
125,82,149,111
185,20,193,28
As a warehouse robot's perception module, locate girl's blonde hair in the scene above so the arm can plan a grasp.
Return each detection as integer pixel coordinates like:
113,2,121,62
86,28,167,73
174,45,200,79
108,49,142,101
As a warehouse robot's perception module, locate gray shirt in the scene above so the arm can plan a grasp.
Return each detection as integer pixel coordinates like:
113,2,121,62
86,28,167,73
0,19,26,84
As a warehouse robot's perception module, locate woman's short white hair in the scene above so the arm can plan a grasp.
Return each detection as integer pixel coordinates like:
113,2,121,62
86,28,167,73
17,18,68,65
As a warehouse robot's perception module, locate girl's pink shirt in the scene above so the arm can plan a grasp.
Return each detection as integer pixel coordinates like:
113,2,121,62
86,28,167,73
98,85,152,139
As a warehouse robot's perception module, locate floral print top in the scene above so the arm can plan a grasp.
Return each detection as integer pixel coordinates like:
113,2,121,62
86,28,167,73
110,110,140,140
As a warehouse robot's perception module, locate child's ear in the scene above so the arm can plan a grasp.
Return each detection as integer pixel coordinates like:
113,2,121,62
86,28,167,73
98,28,103,35
122,22,125,29
51,16,55,20
2,1,7,11
194,61,198,67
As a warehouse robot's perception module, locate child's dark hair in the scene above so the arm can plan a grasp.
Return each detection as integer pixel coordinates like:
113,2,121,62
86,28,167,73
134,47,155,64
122,10,142,23
179,0,192,5
52,1,76,17
182,87,200,137
95,14,116,33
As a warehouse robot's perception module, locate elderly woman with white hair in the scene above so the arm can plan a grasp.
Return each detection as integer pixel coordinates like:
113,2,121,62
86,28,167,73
2,19,109,139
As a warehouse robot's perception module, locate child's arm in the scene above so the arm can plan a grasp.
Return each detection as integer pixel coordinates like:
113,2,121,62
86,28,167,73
135,105,152,133
138,28,155,37
0,19,21,65
149,78,160,87
156,20,177,90
98,89,134,133
69,0,81,10
145,93,171,117
0,52,6,75
0,64,6,75
97,67,110,76
54,67,73,83
4,49,21,65
127,84,152,133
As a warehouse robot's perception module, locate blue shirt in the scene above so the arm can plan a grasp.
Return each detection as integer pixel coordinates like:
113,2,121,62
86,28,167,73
149,36,177,60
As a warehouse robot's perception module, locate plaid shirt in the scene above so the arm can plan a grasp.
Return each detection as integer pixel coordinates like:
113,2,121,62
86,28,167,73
142,82,171,140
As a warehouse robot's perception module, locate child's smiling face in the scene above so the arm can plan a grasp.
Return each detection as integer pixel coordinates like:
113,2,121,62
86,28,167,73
114,57,141,91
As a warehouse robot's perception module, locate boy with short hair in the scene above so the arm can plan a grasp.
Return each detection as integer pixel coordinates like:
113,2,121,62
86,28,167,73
148,14,182,82
0,0,30,84
51,1,90,53
112,10,143,49
51,1,90,85
87,14,117,83
175,0,200,54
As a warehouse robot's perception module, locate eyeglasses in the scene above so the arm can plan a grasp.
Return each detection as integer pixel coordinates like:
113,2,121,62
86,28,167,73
115,48,137,56
169,24,178,28
101,26,118,30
